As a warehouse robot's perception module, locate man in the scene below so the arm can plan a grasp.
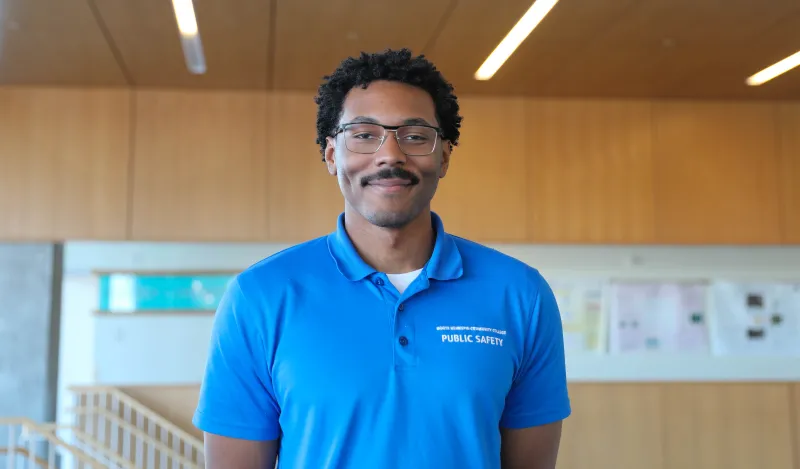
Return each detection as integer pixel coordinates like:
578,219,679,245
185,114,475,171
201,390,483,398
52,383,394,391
193,48,571,469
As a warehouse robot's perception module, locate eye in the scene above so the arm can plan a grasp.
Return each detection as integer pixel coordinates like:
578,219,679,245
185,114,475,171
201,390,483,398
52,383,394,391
403,134,429,141
352,132,380,140
399,126,436,144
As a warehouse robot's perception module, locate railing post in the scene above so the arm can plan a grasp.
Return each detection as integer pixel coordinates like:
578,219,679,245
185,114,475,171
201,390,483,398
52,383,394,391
159,425,167,469
87,392,95,444
47,442,56,469
26,436,36,469
122,404,131,462
7,424,17,469
135,411,144,468
99,393,108,451
111,394,119,456
146,418,155,469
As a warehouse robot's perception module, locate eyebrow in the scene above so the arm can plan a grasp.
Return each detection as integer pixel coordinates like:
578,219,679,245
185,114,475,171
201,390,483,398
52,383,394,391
346,116,436,127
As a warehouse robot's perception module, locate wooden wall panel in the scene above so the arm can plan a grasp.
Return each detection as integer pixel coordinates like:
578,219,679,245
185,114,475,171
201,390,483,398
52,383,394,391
652,101,782,244
0,87,130,240
116,381,800,469
432,97,528,242
130,90,269,241
3,86,800,245
266,92,344,241
526,99,655,243
557,384,664,469
662,383,795,469
793,384,800,469
120,385,202,439
779,104,800,244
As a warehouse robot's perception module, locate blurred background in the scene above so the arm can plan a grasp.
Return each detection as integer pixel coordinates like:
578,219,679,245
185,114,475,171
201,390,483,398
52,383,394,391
1,0,800,467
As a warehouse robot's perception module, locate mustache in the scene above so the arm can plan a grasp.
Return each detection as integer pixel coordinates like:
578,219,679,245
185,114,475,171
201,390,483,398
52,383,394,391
360,167,420,187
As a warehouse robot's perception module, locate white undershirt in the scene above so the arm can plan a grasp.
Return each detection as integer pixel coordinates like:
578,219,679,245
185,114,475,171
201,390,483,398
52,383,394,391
386,269,422,294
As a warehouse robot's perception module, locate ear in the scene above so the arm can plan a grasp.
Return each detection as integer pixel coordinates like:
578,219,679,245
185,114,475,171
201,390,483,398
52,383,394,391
324,136,337,176
439,141,452,179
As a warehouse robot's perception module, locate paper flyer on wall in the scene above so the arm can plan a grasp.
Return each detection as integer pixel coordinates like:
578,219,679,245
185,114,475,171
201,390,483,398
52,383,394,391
709,281,800,356
608,281,710,353
548,278,608,354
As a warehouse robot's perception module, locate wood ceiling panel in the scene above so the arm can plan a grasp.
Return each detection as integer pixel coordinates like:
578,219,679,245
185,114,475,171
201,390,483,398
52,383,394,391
426,0,800,99
3,0,799,99
92,0,271,88
424,0,642,96
271,0,453,91
667,10,800,99
539,0,800,99
0,0,125,85
421,0,535,95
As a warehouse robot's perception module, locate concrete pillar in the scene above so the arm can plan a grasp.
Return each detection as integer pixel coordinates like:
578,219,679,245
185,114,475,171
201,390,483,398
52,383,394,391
0,243,62,428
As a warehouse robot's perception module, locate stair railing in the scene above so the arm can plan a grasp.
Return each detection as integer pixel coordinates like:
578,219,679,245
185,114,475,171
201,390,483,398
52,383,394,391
0,417,125,469
68,385,204,468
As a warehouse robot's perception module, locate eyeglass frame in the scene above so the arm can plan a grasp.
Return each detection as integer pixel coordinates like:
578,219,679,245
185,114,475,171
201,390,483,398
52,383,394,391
332,121,444,156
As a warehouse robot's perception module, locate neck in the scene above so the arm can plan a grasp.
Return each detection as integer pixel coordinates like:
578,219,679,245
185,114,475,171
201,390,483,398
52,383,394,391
343,206,435,274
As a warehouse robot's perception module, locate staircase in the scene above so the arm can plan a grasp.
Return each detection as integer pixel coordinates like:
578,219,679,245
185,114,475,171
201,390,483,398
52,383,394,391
0,417,128,469
1,386,204,469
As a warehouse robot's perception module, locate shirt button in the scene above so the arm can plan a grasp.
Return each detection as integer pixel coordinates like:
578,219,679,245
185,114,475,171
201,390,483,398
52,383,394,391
398,336,409,346
398,303,404,311
375,278,384,286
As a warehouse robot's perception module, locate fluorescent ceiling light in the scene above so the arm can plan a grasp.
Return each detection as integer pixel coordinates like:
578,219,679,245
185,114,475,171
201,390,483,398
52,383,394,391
474,0,560,81
172,0,198,35
745,50,800,86
171,0,206,74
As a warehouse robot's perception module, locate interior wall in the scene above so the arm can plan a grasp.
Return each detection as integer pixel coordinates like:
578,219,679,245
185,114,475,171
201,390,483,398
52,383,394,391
2,87,798,246
59,240,800,393
54,239,800,463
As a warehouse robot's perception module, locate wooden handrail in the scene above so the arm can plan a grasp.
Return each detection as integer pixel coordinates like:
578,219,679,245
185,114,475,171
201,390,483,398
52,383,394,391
0,417,110,469
0,447,49,467
67,407,199,468
68,385,204,454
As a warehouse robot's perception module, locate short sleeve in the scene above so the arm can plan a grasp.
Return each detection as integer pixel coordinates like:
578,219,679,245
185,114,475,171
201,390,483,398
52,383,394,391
192,277,281,440
500,274,571,429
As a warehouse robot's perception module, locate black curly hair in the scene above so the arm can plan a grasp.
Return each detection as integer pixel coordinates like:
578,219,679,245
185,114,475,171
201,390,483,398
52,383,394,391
314,48,462,161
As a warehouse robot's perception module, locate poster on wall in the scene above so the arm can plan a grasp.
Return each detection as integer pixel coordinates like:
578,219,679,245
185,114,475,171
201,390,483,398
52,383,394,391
608,280,710,353
549,278,608,354
709,281,800,356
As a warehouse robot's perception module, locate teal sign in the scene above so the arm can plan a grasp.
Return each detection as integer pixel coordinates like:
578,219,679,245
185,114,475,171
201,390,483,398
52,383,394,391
98,273,235,312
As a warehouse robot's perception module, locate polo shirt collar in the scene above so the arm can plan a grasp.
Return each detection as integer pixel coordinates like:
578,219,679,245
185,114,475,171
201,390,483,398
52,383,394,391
327,211,463,282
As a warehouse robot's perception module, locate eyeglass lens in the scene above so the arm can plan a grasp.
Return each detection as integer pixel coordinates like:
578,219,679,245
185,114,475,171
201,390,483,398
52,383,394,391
343,123,438,156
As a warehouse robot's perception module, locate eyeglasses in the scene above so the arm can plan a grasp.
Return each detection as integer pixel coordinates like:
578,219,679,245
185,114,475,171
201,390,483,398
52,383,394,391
334,122,442,156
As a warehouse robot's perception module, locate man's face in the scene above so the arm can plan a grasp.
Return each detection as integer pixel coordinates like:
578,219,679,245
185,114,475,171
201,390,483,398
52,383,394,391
325,80,451,229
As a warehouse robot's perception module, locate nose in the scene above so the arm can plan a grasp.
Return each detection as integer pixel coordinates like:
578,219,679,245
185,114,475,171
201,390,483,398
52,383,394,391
373,130,408,166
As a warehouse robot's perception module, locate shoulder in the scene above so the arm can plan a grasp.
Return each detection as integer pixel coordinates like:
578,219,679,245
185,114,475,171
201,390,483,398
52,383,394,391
234,235,330,293
214,236,331,337
450,235,547,289
447,234,556,324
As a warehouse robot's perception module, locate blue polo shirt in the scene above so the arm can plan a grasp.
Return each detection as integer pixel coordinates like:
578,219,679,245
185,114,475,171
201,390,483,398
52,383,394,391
193,212,571,468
